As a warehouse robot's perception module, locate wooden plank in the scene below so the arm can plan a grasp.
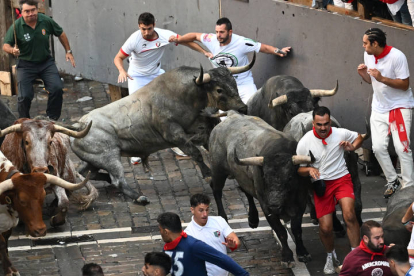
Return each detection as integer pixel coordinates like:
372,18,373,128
0,71,12,96
287,0,312,7
357,2,369,19
327,4,360,17
371,17,414,31
11,65,17,95
108,84,122,102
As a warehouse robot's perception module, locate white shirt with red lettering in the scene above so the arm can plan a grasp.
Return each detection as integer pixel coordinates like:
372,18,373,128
200,33,261,87
121,27,176,76
364,47,414,113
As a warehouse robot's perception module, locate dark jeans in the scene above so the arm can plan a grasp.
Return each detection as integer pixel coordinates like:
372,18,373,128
390,0,413,26
16,56,63,120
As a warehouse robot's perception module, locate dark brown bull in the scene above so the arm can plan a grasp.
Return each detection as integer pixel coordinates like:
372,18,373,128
0,151,89,276
0,118,97,227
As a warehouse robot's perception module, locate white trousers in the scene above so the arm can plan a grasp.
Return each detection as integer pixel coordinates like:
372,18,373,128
127,69,165,95
371,109,414,187
238,82,258,104
408,1,414,27
333,0,353,10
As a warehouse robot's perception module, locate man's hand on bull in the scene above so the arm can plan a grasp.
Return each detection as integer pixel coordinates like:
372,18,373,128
309,167,320,180
204,51,214,59
118,71,133,83
339,141,355,151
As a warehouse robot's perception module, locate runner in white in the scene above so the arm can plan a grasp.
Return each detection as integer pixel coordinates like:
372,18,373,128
114,12,211,163
169,17,291,103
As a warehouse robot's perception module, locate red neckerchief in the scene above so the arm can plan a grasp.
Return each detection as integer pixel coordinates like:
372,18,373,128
164,231,187,251
359,240,387,261
313,127,332,145
374,45,393,64
389,108,409,153
379,0,399,3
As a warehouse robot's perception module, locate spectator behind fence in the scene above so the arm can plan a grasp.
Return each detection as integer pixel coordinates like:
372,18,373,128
333,0,354,10
157,212,249,276
379,0,413,26
385,244,414,276
141,252,172,276
82,263,104,276
408,0,414,26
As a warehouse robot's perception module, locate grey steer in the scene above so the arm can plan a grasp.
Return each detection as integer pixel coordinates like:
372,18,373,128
209,110,314,268
70,56,255,205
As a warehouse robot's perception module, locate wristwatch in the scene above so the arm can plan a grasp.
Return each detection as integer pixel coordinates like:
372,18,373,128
66,50,72,54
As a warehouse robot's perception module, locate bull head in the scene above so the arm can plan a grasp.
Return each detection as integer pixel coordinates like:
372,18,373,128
268,81,338,108
0,121,92,138
233,149,315,166
195,52,256,85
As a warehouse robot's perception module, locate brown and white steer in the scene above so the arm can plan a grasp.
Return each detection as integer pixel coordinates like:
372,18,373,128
0,151,89,276
0,118,97,227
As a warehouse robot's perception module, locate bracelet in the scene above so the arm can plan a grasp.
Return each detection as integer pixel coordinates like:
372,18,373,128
274,49,281,54
402,221,411,226
230,243,238,252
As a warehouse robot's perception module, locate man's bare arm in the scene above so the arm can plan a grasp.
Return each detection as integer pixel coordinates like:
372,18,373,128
259,43,291,57
114,50,133,83
58,32,75,67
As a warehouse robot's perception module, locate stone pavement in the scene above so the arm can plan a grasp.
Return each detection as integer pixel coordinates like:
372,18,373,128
0,75,393,276
0,76,295,276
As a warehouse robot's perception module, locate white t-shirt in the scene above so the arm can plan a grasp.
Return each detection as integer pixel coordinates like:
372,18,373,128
364,47,414,114
200,33,261,86
184,216,234,276
296,127,358,180
120,27,176,76
387,0,405,15
407,203,414,267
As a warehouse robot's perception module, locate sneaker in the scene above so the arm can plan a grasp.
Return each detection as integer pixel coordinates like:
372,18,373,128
131,157,142,165
171,147,187,157
384,178,401,198
324,255,336,275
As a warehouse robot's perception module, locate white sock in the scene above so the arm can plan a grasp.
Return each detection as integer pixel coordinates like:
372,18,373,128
327,252,333,258
332,249,337,259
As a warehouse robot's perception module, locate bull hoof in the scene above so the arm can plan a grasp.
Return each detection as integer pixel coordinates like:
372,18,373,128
297,254,312,263
134,196,150,206
311,218,319,225
50,216,66,227
248,218,259,229
281,261,295,268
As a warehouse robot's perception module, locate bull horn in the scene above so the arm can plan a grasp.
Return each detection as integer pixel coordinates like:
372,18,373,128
292,151,315,165
0,124,22,137
195,65,211,85
234,148,263,166
361,119,371,141
53,121,92,138
268,95,288,108
227,52,256,75
0,179,14,195
45,171,90,190
310,80,338,98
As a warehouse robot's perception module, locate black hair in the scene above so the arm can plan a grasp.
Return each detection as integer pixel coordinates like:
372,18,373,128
157,212,182,233
312,106,331,119
19,0,38,7
82,263,104,276
144,252,172,275
365,28,387,48
216,17,232,31
385,244,409,264
138,12,155,26
360,220,381,239
190,194,211,207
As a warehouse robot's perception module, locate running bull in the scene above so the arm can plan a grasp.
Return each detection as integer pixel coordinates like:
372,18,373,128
0,150,89,276
0,118,98,227
208,110,314,268
247,75,338,131
70,55,255,204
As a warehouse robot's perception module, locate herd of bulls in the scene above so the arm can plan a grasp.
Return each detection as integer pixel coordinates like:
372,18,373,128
0,55,407,275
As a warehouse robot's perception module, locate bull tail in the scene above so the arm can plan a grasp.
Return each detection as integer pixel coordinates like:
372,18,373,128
70,172,99,210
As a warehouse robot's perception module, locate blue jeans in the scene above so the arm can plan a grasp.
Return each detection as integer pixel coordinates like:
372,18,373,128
390,0,413,26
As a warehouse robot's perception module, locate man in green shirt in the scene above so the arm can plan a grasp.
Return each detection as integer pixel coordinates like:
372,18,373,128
2,0,75,120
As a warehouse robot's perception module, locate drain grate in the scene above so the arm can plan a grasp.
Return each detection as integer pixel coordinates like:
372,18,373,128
32,234,95,246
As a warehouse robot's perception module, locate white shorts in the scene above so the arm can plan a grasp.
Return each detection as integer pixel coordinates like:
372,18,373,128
238,83,258,104
127,69,165,95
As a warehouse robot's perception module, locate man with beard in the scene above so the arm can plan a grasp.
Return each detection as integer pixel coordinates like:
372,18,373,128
357,28,414,198
157,212,249,276
141,252,171,276
169,17,291,103
297,106,364,274
184,194,240,276
340,220,392,275
2,0,75,121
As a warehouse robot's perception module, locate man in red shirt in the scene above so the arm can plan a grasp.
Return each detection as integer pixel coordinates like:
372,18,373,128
340,220,393,275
